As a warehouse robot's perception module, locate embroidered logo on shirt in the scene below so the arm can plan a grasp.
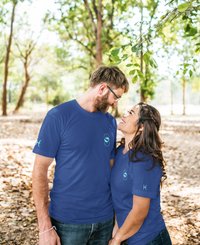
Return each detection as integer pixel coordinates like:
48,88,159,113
123,169,128,180
103,133,110,147
143,184,147,191
35,140,41,147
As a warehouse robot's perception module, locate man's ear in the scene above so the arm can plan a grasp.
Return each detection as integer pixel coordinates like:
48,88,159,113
139,125,144,132
98,84,107,95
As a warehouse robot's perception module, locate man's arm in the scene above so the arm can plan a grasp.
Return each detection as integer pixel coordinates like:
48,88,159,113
32,154,61,245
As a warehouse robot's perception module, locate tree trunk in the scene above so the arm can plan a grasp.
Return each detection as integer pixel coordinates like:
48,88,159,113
2,0,17,115
183,75,186,115
14,61,30,112
140,1,145,102
96,0,102,67
171,80,173,115
46,86,49,111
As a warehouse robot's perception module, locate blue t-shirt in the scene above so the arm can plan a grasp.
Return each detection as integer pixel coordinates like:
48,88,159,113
33,99,117,224
110,147,165,245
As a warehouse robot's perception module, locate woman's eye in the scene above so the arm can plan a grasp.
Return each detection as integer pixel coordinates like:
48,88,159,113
129,111,132,115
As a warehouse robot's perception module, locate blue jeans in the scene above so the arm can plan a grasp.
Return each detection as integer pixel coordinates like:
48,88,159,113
51,217,114,245
146,228,172,245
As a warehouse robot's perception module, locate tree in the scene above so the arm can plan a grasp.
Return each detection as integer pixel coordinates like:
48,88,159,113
45,0,132,70
13,38,37,112
2,0,18,116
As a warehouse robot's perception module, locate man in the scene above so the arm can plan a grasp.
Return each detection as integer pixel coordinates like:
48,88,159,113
32,65,129,245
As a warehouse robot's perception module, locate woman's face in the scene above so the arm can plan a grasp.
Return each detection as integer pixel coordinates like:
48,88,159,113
118,105,141,135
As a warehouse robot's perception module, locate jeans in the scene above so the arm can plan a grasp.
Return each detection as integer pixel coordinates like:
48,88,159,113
146,228,172,245
51,217,114,245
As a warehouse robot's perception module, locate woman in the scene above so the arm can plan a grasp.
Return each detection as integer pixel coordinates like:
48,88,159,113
109,102,172,245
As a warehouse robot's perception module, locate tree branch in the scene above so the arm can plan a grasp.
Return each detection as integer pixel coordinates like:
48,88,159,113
83,0,97,38
104,0,114,49
102,32,121,50
92,0,98,19
67,30,96,59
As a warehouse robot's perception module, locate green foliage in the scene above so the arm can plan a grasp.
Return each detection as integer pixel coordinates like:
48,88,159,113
49,87,70,106
177,3,191,13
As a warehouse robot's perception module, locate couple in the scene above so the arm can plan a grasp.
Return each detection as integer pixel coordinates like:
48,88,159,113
32,66,172,245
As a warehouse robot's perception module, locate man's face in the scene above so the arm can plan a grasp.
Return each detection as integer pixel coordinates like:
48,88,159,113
94,87,124,114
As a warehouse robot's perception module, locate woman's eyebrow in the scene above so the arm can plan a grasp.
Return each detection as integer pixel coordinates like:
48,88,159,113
130,110,134,113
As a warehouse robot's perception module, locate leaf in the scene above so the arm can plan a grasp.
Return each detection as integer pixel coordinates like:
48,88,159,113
111,48,120,56
115,62,122,66
184,27,197,37
137,70,144,80
126,63,133,67
189,70,193,77
177,3,191,12
183,63,190,68
193,59,198,63
129,70,136,75
110,55,121,62
143,52,151,64
195,47,200,54
160,14,167,20
134,63,140,67
183,69,187,75
176,71,179,75
136,48,140,57
122,54,128,61
196,43,200,46
131,44,138,52
108,62,116,66
132,75,138,84
121,43,131,49
149,58,158,69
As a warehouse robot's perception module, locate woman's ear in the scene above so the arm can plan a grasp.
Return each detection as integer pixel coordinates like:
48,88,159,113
139,124,144,132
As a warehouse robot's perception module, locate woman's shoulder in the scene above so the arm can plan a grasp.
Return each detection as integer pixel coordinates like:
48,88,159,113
130,150,161,171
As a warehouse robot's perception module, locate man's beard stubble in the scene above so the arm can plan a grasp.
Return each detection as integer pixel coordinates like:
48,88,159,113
94,91,113,114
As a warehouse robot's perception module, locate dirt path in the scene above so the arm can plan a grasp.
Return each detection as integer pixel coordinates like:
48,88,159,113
0,114,199,244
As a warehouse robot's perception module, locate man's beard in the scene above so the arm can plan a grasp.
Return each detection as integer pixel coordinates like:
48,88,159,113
94,91,113,114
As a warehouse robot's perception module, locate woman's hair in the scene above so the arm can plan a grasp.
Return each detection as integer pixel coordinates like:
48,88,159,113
118,102,167,186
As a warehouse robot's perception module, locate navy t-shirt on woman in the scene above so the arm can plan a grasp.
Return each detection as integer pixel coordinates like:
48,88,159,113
110,147,165,245
33,100,117,224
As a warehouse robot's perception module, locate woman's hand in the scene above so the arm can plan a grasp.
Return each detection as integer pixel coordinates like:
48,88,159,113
108,238,121,245
112,219,119,238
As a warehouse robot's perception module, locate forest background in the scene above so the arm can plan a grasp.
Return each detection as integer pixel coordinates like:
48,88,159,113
0,0,200,116
0,0,200,244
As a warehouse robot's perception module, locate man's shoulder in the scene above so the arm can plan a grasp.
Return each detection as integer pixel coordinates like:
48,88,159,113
48,100,75,117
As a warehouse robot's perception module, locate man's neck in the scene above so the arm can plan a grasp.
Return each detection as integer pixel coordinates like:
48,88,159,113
76,88,97,113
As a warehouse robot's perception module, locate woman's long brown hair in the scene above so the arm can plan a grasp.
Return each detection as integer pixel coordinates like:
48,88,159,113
118,102,167,187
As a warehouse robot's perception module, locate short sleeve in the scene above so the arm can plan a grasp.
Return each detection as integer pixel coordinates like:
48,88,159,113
33,112,62,158
110,119,117,159
130,161,161,199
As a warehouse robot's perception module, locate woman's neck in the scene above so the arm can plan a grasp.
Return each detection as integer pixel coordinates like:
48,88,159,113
123,134,134,154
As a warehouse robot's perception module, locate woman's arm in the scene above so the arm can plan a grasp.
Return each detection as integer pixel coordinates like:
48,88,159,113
112,215,119,238
109,195,150,245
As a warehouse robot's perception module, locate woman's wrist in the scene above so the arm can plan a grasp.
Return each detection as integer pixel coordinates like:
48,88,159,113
113,232,123,243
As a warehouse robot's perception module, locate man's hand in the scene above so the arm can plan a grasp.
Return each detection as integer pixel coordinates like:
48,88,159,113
39,229,61,245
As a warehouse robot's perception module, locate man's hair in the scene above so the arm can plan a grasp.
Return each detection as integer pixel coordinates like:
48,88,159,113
90,66,129,92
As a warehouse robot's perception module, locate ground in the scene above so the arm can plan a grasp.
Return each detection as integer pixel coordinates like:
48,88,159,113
0,111,199,245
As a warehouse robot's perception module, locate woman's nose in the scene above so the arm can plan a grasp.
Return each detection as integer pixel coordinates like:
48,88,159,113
123,111,129,117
